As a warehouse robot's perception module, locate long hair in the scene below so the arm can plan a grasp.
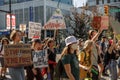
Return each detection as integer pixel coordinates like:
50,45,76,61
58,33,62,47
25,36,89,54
61,44,78,57
83,40,93,54
0,38,9,53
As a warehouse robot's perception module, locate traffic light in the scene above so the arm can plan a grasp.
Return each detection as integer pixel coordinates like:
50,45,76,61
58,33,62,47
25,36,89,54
104,5,109,16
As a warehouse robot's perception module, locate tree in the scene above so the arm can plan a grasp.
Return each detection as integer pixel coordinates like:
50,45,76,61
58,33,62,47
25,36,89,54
66,6,95,40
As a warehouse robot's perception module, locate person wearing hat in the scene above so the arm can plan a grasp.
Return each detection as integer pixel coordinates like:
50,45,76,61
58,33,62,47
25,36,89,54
88,29,102,80
9,30,25,80
0,37,9,79
60,36,79,80
78,40,93,80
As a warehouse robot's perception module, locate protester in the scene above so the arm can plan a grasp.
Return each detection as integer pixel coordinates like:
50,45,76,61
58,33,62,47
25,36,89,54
88,29,102,80
47,38,57,80
26,39,43,80
104,33,118,80
60,36,79,80
101,36,109,76
117,40,120,77
95,40,104,78
78,40,93,80
0,37,9,79
9,30,25,80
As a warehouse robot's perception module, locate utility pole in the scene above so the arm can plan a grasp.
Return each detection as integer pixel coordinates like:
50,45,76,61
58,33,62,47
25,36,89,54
9,0,12,32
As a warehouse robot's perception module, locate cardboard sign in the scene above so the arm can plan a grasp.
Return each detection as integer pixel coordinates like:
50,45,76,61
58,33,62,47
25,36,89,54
32,50,48,68
4,44,32,67
43,8,66,30
101,16,109,30
92,16,101,29
28,22,42,39
92,16,109,30
110,17,120,34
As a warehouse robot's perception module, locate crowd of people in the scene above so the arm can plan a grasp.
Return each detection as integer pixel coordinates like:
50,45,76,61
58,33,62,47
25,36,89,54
0,29,120,80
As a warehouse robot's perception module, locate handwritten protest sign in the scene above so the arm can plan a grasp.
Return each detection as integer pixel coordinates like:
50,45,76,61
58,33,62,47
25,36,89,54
28,22,42,39
92,16,101,29
4,44,32,67
101,16,109,30
110,17,120,34
92,16,109,30
43,8,66,30
32,50,48,68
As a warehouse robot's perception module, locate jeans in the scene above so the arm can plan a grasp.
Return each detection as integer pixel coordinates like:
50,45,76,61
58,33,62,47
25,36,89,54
9,67,25,80
109,60,117,80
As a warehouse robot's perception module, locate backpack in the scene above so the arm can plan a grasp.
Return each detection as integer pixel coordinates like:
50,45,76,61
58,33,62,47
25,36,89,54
53,59,64,80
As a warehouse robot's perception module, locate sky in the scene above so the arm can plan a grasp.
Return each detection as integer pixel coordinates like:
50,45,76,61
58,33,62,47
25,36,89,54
73,0,87,7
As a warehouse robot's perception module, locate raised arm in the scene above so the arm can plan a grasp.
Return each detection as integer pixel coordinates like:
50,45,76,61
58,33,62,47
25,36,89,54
91,30,102,42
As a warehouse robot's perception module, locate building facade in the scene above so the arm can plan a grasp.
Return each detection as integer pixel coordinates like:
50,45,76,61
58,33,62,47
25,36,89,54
0,0,73,38
3,0,73,5
0,0,73,30
87,0,120,22
87,0,120,6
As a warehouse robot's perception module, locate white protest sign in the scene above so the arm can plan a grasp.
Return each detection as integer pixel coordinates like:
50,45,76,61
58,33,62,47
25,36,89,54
28,22,42,39
32,50,48,68
43,8,66,30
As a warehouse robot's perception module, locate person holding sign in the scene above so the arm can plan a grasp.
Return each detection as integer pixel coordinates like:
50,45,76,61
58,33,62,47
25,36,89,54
0,37,9,79
26,39,43,80
9,30,25,80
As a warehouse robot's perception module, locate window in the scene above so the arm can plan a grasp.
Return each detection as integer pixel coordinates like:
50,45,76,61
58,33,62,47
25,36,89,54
96,0,99,4
102,0,104,4
24,8,29,24
107,0,110,3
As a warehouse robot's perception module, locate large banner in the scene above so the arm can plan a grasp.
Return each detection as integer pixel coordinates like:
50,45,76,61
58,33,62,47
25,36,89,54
4,44,32,67
32,50,48,68
28,22,42,39
43,8,66,30
92,16,109,30
6,14,16,30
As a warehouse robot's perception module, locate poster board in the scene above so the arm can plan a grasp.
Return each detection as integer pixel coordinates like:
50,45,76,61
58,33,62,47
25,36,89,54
4,44,32,67
101,16,109,30
110,17,120,34
28,22,42,39
32,50,48,68
92,16,101,29
92,16,109,30
43,8,66,30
